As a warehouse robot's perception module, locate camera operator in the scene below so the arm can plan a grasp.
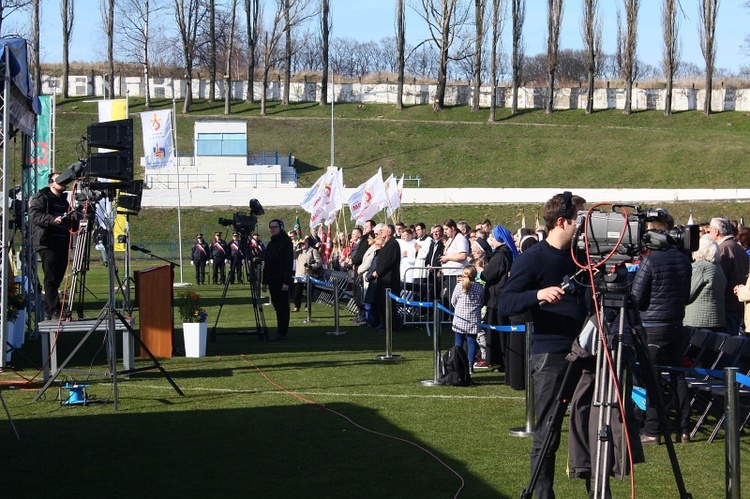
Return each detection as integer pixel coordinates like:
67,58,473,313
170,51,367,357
29,172,78,320
211,231,229,285
263,219,293,341
498,192,588,499
632,212,692,445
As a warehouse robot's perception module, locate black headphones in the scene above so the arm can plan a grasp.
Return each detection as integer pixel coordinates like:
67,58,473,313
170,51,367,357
270,219,285,231
557,191,574,219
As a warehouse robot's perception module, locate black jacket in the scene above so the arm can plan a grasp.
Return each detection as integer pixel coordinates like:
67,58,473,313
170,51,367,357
263,232,294,286
375,237,402,294
191,241,210,263
631,245,692,325
28,187,74,250
482,244,513,309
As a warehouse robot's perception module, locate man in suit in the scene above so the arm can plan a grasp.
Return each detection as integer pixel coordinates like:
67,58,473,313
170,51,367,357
211,231,228,284
371,223,401,332
191,233,210,285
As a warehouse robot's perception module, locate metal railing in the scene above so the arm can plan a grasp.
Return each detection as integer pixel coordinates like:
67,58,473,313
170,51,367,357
145,173,214,190
230,172,297,188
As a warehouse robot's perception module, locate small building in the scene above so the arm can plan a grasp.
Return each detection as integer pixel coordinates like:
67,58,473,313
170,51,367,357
144,120,297,192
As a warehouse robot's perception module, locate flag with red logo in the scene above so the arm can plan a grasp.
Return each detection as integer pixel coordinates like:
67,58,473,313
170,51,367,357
346,168,387,225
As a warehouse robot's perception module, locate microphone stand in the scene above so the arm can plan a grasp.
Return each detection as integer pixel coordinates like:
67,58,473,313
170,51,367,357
134,248,180,269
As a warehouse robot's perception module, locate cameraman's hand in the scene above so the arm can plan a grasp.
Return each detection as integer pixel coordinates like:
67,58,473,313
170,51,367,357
537,286,565,305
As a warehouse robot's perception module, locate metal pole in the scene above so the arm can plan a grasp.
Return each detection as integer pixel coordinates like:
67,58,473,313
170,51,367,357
326,280,346,336
302,277,313,323
0,45,10,369
725,367,740,499
509,322,534,437
172,98,186,285
376,288,401,361
421,300,442,386
330,73,334,167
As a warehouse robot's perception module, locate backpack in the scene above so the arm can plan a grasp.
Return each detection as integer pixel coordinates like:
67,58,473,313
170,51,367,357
440,346,471,386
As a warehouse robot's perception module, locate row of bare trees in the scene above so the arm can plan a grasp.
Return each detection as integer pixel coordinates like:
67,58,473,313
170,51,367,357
3,0,733,116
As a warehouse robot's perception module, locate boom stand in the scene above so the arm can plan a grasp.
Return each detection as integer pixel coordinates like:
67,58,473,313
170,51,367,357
521,289,692,499
34,196,184,410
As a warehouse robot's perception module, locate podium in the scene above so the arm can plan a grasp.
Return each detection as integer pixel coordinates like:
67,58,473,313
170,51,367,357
135,265,174,358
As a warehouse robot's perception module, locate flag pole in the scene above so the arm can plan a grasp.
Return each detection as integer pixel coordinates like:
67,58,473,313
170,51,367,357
330,73,335,167
173,97,188,286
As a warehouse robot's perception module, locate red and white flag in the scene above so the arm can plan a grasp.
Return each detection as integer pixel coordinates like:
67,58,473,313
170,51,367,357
347,168,387,225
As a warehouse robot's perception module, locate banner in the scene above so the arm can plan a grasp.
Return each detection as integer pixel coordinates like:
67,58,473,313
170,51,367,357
98,100,129,251
300,167,342,230
26,95,52,193
140,110,174,170
384,173,403,217
347,168,387,226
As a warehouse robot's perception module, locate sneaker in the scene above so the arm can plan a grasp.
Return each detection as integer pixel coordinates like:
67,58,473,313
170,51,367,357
473,359,490,369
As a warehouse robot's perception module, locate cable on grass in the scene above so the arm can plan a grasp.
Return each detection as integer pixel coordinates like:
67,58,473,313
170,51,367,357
241,354,466,498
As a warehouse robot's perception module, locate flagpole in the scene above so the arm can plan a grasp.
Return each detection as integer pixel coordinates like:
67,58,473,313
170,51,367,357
173,97,188,286
330,73,335,167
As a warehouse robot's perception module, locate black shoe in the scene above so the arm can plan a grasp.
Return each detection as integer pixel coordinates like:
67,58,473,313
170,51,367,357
673,433,690,444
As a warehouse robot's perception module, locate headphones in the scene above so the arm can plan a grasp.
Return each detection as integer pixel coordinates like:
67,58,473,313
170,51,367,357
270,219,285,231
557,191,574,219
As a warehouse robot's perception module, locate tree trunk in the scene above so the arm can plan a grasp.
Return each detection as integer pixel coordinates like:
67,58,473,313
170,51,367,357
32,0,41,96
282,0,291,106
261,70,269,115
471,0,484,112
209,0,216,102
546,72,554,114
245,0,258,103
586,71,595,114
62,0,72,98
320,0,329,106
396,0,405,109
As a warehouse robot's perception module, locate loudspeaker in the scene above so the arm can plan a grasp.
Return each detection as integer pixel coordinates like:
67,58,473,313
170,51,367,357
117,180,144,215
87,150,134,181
87,119,133,150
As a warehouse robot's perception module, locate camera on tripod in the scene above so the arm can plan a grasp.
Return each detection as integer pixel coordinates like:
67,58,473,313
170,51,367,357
574,204,699,263
218,198,265,237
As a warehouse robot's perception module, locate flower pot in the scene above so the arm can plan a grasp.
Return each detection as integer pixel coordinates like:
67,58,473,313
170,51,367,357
183,322,207,358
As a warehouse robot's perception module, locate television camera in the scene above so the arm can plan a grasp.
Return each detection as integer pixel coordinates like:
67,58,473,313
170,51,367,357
574,204,699,264
218,198,265,237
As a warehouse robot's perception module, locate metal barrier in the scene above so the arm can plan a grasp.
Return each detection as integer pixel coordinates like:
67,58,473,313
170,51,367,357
400,266,452,334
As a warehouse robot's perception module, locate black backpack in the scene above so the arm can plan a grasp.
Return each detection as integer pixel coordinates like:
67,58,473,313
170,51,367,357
440,346,471,386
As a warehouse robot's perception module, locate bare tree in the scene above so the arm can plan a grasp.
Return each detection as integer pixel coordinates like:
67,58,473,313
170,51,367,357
244,0,259,103
396,0,406,109
0,1,31,34
174,0,207,112
320,0,330,106
208,0,216,101
471,0,486,111
545,0,562,114
620,0,638,115
581,0,601,114
116,0,165,109
281,0,315,106
488,0,504,121
662,0,680,116
417,0,471,111
61,0,75,99
30,0,40,95
699,0,719,115
100,0,116,98
510,0,525,114
259,0,314,115
224,0,238,114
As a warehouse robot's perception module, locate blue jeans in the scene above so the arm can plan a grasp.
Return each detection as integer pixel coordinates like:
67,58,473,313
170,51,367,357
454,332,477,366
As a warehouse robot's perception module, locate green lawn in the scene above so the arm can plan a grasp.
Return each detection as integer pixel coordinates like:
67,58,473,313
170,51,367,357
0,265,747,498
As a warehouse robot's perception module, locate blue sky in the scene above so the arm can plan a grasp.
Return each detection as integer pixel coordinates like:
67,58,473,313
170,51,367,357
11,0,750,73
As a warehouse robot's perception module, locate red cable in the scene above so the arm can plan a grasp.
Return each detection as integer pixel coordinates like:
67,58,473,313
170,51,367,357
240,354,466,498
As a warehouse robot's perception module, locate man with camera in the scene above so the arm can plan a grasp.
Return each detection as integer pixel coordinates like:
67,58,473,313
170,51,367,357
498,192,588,499
29,172,78,320
632,211,692,445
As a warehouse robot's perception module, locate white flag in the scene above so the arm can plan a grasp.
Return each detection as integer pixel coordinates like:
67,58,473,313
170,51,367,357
140,110,174,170
384,173,402,216
324,168,344,226
347,168,387,225
302,167,341,229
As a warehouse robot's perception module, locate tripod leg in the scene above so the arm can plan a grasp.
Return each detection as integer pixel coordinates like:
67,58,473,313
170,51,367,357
0,391,20,440
210,271,234,342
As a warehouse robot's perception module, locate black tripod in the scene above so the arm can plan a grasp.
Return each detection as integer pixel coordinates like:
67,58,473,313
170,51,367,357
34,191,184,410
211,231,268,342
522,285,692,499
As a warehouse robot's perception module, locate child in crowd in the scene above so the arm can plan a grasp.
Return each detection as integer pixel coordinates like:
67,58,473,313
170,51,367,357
451,265,485,372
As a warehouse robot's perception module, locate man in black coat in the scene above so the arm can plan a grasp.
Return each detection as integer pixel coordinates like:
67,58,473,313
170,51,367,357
29,172,77,320
371,223,401,332
191,234,210,285
210,232,228,284
263,219,294,341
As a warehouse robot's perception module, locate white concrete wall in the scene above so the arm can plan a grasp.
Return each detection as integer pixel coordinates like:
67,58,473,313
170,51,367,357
142,187,750,209
40,74,750,112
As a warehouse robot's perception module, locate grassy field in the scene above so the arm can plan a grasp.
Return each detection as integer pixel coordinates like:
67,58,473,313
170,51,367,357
1,265,746,498
3,99,750,497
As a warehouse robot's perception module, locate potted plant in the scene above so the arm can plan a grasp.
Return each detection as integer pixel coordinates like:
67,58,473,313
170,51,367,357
175,290,208,358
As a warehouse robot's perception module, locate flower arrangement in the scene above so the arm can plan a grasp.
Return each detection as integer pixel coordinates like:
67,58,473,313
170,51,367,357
6,280,26,323
175,290,207,323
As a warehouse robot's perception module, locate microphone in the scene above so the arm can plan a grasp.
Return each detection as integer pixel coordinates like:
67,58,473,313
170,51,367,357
131,244,151,254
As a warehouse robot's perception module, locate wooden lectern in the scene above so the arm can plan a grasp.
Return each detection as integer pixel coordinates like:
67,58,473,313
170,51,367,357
135,265,174,358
